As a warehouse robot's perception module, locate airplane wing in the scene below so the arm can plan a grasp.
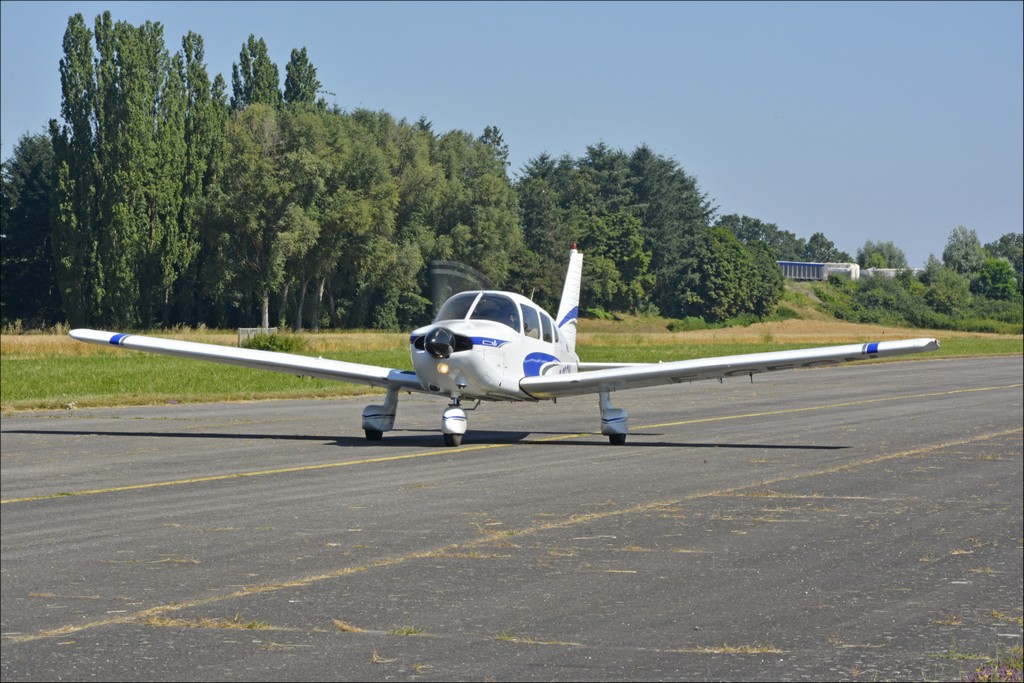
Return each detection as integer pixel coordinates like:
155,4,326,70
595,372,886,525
520,338,940,400
69,329,425,393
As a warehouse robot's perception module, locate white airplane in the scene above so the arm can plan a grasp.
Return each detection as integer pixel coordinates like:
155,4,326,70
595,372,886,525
70,246,939,446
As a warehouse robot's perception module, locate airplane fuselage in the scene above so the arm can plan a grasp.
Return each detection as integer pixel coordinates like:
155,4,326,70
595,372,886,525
409,290,579,402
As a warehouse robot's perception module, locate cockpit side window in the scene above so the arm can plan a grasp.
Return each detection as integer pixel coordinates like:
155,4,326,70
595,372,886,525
521,305,541,340
434,292,479,322
540,312,553,343
469,293,520,331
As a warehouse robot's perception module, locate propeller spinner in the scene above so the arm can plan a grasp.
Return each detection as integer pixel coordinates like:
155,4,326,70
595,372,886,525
424,327,455,359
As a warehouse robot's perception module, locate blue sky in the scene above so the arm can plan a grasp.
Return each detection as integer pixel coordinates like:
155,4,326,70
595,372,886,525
2,1,1021,267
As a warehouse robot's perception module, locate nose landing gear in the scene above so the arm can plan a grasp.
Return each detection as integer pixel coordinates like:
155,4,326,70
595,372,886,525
441,396,467,446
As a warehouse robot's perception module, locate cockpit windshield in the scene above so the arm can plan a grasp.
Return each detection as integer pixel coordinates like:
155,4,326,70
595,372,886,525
470,293,520,331
434,292,480,322
433,292,521,332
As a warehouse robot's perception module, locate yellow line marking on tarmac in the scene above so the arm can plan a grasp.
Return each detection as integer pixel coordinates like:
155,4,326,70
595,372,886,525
0,443,510,504
3,383,1019,505
7,426,1020,643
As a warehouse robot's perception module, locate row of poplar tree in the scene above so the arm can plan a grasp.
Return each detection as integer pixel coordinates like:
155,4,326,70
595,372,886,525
3,12,868,331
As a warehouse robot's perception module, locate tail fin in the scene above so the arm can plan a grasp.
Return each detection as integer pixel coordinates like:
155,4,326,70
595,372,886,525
555,245,583,352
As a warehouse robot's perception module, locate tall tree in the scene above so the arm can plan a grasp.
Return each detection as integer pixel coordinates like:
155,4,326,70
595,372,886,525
50,13,98,325
746,241,785,317
973,258,1018,300
577,142,632,213
515,143,714,318
274,104,354,329
283,47,321,106
571,209,652,312
514,160,572,313
652,227,756,322
49,13,200,327
716,214,806,261
141,46,188,325
0,133,61,324
431,129,521,288
231,34,281,110
984,232,1023,293
857,240,908,269
479,125,509,169
942,225,986,275
209,103,289,328
328,109,401,329
628,145,714,316
90,11,146,325
93,15,185,326
192,73,235,326
803,232,851,263
173,32,228,322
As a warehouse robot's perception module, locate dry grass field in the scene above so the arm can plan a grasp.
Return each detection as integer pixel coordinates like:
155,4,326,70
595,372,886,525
1,317,1019,358
0,327,408,358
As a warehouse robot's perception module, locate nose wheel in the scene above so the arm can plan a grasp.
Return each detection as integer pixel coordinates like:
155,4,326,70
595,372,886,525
440,396,477,446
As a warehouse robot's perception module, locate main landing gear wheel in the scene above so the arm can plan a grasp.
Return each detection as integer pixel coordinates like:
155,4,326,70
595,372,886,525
361,387,399,442
599,390,629,446
443,433,463,447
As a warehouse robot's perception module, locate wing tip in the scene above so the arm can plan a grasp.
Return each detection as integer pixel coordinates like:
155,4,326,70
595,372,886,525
69,329,127,345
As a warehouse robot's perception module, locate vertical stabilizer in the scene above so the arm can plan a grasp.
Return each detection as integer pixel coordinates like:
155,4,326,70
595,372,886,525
555,245,583,353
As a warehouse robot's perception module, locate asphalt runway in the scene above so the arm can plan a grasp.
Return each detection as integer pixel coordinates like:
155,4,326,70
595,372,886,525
2,355,1022,682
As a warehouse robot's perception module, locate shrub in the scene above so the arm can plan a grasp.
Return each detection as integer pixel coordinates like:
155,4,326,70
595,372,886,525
769,305,801,321
583,307,616,320
241,333,307,353
925,268,972,316
968,296,1024,328
723,312,761,327
667,317,708,332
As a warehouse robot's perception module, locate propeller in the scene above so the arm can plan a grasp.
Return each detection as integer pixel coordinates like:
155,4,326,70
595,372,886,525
428,260,491,314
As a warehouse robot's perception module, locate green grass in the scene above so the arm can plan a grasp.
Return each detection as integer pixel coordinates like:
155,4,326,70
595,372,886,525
577,338,1020,363
0,348,408,411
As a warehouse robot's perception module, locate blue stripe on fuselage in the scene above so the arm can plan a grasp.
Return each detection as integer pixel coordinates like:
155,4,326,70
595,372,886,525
866,342,879,354
110,333,130,346
523,352,559,377
471,337,509,348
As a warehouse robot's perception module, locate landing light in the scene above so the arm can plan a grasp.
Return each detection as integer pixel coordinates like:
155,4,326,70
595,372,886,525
437,362,450,374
